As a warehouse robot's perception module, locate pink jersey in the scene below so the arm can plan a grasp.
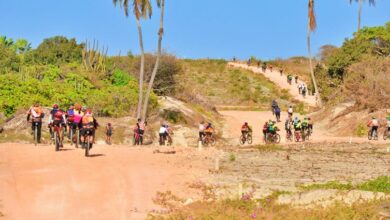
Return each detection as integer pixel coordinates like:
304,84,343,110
73,110,84,123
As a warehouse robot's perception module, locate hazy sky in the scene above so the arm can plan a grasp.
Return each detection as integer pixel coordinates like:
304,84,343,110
0,0,389,60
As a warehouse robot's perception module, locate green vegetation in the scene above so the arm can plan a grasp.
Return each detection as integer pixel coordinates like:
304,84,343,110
229,153,236,162
301,176,390,193
0,35,158,117
355,122,368,137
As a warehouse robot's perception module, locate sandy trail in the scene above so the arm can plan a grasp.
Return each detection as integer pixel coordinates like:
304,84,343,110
0,143,207,220
228,62,317,107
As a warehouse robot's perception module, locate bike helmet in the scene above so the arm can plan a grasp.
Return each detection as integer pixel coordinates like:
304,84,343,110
372,116,376,119
85,109,92,114
53,103,59,109
244,122,248,125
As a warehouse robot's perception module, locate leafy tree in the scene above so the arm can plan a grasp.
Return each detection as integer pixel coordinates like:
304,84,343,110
327,23,390,78
0,44,20,74
26,36,83,65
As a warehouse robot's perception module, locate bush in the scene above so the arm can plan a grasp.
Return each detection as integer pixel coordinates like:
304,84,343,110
25,36,83,65
134,53,181,96
355,122,368,137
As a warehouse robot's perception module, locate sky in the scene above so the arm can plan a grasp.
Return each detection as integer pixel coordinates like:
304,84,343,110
0,0,389,60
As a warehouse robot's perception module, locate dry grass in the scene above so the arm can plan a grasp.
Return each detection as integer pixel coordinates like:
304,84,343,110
175,59,293,109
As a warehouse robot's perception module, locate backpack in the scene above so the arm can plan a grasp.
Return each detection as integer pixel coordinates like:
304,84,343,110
82,115,94,128
54,110,64,121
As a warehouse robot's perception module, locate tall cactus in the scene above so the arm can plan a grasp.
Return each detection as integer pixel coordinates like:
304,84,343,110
82,39,108,72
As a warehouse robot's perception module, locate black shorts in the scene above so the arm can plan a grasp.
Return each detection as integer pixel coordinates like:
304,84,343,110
80,128,94,136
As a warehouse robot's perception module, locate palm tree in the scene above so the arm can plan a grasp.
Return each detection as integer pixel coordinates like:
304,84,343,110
349,0,376,31
142,0,165,120
113,0,152,119
307,0,322,108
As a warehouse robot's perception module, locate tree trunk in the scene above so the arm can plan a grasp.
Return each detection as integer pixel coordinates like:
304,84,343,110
307,25,323,108
136,18,145,119
358,0,362,31
141,0,165,121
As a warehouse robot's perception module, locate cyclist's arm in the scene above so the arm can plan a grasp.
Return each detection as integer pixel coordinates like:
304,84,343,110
48,114,53,126
62,115,67,124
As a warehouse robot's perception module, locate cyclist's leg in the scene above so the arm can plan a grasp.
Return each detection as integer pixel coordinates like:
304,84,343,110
37,122,42,143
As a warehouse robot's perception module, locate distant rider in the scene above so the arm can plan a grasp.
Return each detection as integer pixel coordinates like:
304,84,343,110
27,103,44,143
79,109,98,149
48,104,67,147
367,117,379,138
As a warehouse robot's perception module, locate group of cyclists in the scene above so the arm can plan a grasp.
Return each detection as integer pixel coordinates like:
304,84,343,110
367,116,390,140
27,103,99,154
198,121,216,146
239,101,314,145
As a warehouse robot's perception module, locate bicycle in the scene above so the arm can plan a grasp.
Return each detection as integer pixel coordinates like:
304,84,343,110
82,129,93,157
368,128,378,140
52,123,64,151
202,133,216,146
265,132,281,144
240,132,253,145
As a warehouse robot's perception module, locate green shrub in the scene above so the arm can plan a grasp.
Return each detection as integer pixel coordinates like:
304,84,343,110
355,122,368,137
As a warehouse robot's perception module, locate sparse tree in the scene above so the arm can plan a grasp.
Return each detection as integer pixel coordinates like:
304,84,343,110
307,0,322,108
349,0,376,31
113,0,152,119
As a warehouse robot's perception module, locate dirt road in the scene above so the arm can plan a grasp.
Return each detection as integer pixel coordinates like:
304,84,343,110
0,143,209,220
228,62,317,107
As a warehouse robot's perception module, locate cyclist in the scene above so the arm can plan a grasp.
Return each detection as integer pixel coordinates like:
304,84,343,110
72,104,84,144
79,109,98,149
48,104,67,147
159,123,167,145
241,122,252,139
287,74,293,85
262,121,269,142
268,121,278,135
367,117,379,139
274,106,281,122
271,100,278,115
106,123,113,145
27,103,44,143
133,119,142,145
66,104,75,139
285,118,292,139
295,76,298,84
293,118,302,135
205,123,214,138
301,117,309,133
165,124,173,145
288,106,294,118
139,119,147,145
269,65,273,72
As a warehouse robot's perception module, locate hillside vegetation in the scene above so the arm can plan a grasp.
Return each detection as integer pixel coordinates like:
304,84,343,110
175,59,294,110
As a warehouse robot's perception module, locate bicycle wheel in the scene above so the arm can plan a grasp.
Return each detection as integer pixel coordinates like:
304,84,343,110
210,137,216,146
75,129,79,148
275,134,281,144
247,135,253,145
85,136,90,157
55,132,60,151
70,128,73,146
239,135,245,145
265,134,271,144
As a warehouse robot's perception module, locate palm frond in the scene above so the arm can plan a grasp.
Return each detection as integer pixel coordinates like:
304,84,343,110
368,0,376,6
308,0,317,32
113,0,129,17
156,0,162,8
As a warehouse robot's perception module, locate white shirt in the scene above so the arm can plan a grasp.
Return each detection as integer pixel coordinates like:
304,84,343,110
288,108,293,114
372,119,379,126
199,124,205,132
159,127,167,134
